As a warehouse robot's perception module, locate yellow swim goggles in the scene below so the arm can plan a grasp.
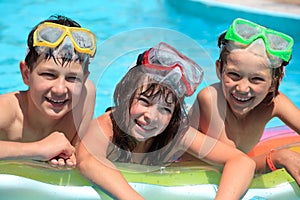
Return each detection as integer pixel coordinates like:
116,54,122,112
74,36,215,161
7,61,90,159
33,22,96,57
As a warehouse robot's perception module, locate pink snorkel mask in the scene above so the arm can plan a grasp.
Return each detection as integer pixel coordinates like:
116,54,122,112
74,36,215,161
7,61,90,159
137,42,204,97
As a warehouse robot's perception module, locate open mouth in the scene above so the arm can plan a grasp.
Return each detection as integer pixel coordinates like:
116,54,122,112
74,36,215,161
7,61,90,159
134,119,156,132
45,97,69,106
232,94,253,103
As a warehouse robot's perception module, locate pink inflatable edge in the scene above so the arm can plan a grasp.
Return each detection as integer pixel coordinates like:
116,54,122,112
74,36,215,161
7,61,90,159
261,125,297,141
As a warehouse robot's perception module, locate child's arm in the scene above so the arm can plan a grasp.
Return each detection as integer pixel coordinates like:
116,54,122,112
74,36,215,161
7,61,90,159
0,94,76,165
0,132,75,162
189,84,229,141
51,79,95,167
77,119,144,200
262,149,300,184
255,92,300,184
183,127,255,200
274,92,300,133
73,79,96,146
252,149,300,185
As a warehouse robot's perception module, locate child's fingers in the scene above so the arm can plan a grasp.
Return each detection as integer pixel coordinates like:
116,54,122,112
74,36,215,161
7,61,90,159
65,158,76,167
49,158,59,166
57,158,66,166
48,157,66,167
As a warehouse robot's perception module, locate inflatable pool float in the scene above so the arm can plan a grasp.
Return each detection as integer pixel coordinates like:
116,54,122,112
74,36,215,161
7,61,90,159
0,126,299,200
248,125,300,157
0,160,299,200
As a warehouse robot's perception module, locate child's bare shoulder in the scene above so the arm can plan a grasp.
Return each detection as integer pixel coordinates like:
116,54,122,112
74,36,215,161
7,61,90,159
85,79,96,95
73,79,96,118
197,83,221,101
0,91,22,110
272,91,297,113
0,91,23,129
95,111,114,140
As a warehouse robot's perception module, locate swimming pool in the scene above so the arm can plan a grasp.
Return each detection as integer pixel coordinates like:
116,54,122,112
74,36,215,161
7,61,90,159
0,0,299,128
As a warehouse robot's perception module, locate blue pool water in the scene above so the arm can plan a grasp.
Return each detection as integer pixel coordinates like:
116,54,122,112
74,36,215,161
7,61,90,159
0,0,299,128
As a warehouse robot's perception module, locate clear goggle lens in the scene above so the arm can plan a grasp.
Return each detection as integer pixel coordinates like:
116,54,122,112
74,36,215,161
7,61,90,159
142,42,203,96
33,22,96,57
225,18,293,62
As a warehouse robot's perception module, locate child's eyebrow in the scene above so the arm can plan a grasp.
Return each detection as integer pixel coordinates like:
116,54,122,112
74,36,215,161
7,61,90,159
38,67,58,73
68,71,84,76
251,71,270,77
224,65,239,71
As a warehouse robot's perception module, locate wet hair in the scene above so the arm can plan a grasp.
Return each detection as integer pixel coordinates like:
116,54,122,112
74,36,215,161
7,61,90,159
25,15,90,73
107,65,188,165
217,31,290,104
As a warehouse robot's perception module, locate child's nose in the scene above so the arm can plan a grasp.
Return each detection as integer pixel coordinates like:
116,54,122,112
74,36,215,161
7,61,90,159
236,79,250,93
52,78,67,94
144,106,158,123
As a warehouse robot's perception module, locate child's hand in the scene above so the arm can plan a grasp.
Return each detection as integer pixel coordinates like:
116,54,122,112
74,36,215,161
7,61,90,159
49,153,76,167
273,148,300,185
36,131,75,165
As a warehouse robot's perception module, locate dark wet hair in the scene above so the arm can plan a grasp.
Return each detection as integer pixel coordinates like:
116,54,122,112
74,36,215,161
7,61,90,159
217,31,290,104
107,65,188,165
25,15,90,73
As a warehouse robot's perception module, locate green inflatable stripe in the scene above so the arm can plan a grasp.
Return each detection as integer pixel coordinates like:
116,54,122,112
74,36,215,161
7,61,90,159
0,160,299,199
0,160,91,186
120,164,221,186
119,162,297,189
250,168,296,188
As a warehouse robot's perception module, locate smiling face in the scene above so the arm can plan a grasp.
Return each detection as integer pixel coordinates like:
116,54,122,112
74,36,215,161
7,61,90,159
128,85,175,142
218,50,273,117
22,57,88,120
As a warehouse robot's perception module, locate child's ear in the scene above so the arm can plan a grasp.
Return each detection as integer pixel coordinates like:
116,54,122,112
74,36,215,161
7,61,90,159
20,61,30,85
216,60,222,80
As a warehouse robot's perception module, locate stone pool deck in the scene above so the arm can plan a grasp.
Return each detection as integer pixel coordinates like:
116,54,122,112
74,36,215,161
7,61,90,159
210,0,300,16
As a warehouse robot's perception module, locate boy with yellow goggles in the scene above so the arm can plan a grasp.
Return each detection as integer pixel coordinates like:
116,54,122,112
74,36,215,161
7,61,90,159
33,21,96,57
0,15,97,169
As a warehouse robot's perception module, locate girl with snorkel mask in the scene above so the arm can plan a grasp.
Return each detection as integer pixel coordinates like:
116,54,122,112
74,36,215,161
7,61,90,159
78,42,255,200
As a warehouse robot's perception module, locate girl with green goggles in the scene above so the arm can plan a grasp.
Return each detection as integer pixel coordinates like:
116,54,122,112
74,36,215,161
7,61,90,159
223,18,294,65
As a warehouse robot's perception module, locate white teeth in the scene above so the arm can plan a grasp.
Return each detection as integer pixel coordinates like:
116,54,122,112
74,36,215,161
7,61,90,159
47,97,66,104
136,120,154,131
140,125,153,130
52,99,65,103
235,96,251,102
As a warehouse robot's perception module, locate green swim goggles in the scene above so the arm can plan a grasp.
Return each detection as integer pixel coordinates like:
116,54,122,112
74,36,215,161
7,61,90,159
225,18,294,62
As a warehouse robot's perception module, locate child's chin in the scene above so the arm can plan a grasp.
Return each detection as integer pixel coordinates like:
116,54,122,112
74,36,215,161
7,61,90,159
46,109,68,119
230,105,251,117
